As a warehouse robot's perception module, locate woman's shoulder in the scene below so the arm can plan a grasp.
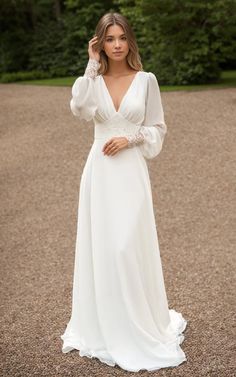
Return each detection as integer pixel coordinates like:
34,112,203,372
142,71,157,78
139,71,157,81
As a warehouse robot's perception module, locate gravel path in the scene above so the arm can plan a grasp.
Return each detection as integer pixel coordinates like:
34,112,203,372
0,84,235,377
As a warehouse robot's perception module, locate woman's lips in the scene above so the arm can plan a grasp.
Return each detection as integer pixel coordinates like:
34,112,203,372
113,51,123,54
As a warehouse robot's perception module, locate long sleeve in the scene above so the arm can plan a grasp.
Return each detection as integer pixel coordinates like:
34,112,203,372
127,72,167,160
70,58,101,122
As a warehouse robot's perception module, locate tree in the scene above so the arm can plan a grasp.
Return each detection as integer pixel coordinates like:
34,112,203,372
141,0,236,84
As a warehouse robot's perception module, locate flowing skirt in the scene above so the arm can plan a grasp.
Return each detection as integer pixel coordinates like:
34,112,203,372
60,137,187,372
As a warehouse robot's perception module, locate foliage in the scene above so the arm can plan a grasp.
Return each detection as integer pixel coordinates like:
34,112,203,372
140,0,236,84
0,0,33,73
0,0,235,84
0,70,51,83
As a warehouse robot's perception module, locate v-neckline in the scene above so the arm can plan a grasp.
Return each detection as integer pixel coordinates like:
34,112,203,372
101,71,141,114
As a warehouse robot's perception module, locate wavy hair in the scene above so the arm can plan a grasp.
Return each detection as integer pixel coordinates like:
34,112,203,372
93,12,143,74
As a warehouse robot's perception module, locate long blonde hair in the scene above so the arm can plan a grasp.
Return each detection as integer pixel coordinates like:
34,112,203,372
94,12,143,74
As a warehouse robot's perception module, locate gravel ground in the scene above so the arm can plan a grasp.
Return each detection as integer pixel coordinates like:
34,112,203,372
0,84,235,377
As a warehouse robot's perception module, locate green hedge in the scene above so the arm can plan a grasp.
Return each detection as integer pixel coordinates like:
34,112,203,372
0,0,235,85
0,69,70,83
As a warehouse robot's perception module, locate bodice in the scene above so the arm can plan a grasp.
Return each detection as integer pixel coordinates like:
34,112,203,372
70,59,167,159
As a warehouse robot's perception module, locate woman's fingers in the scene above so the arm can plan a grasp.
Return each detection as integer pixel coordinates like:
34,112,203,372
102,137,127,156
89,36,98,45
89,37,98,44
88,36,100,60
110,146,120,156
103,143,117,155
102,138,113,151
107,144,119,156
103,140,117,155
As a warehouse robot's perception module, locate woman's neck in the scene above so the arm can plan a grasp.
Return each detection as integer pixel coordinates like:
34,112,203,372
105,58,133,77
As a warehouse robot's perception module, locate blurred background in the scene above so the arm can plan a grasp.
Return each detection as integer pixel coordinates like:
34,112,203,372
0,0,235,87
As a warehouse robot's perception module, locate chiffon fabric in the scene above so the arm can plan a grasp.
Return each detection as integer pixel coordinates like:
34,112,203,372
60,69,187,372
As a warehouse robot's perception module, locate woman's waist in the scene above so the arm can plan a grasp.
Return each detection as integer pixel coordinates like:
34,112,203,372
94,119,141,139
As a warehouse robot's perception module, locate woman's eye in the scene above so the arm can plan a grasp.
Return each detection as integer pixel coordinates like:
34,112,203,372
106,37,127,42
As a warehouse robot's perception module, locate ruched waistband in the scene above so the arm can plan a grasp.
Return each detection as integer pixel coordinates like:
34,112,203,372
94,119,141,139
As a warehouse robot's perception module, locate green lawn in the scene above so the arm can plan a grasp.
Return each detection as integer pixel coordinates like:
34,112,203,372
8,70,236,92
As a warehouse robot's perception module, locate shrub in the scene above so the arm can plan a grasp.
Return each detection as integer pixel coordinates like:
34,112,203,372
0,71,51,83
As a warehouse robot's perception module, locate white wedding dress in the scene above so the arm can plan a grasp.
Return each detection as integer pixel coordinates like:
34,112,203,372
60,58,187,372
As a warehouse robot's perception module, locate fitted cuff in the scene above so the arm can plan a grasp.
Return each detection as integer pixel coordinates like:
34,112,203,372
126,130,145,148
84,58,101,79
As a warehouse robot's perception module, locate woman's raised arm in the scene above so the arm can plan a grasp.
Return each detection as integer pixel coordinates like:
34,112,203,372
70,36,101,122
70,58,101,121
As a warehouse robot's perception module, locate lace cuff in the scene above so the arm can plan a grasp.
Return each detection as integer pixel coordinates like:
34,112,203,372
126,124,166,149
84,58,101,79
126,127,145,148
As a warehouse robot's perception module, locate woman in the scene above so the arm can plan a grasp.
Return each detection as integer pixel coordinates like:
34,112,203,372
61,12,187,372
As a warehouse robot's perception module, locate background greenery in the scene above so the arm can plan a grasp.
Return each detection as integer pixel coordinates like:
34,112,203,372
1,0,235,85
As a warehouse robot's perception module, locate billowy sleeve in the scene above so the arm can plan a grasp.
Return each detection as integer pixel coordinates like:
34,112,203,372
126,72,167,159
70,58,100,122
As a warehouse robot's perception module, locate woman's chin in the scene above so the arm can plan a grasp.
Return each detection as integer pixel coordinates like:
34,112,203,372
110,55,127,62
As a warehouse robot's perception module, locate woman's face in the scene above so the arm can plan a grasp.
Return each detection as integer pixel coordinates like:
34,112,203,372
103,24,129,61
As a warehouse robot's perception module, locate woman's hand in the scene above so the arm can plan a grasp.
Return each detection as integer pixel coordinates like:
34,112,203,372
102,137,129,156
88,35,100,62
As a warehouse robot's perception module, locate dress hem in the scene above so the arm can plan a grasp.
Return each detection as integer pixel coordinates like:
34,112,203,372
60,311,188,373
